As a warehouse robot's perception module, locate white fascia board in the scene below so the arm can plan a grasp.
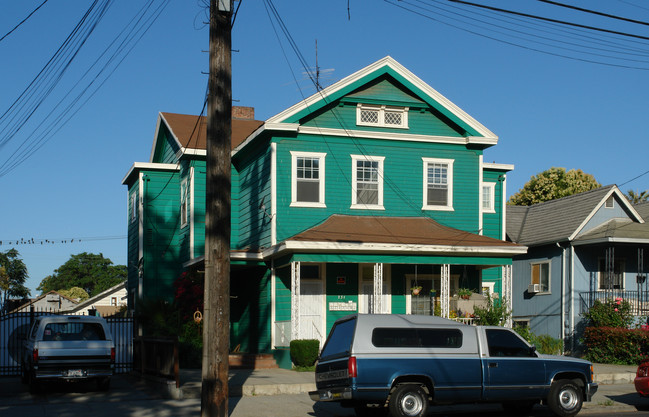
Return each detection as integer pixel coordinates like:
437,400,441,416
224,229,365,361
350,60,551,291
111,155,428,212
266,56,498,141
296,126,497,146
573,237,649,246
230,251,264,261
483,162,515,172
569,187,645,241
177,148,206,158
149,113,165,162
263,240,527,258
231,123,297,157
121,162,179,184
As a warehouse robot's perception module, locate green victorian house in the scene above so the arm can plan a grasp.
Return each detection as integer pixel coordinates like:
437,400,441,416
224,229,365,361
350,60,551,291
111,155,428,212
122,56,525,367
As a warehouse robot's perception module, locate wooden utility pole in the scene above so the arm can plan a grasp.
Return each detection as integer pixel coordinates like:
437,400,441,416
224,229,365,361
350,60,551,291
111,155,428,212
202,1,232,416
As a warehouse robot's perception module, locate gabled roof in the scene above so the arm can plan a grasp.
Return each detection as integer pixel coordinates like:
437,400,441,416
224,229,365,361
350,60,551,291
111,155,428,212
149,110,264,161
506,185,644,246
268,214,525,257
9,290,78,314
67,281,126,316
265,56,497,142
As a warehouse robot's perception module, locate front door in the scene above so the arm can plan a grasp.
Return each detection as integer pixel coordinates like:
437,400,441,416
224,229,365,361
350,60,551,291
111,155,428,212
300,280,325,343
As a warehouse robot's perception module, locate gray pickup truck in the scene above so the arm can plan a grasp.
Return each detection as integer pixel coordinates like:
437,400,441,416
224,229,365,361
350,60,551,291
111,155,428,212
310,314,597,417
21,315,115,391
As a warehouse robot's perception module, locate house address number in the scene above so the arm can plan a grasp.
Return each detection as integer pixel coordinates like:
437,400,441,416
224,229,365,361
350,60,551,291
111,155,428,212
329,300,357,311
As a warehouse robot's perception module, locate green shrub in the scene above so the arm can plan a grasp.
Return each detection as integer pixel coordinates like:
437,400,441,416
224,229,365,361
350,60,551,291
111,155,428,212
583,299,633,328
582,327,649,365
513,326,563,355
290,339,320,367
473,295,511,326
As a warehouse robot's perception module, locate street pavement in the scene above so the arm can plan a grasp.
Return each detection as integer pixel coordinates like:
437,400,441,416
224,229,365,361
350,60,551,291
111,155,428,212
0,363,647,416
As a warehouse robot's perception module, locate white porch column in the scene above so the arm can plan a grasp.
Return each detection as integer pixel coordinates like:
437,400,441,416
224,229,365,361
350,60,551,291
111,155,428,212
441,264,450,318
291,261,301,340
503,264,513,328
373,263,383,314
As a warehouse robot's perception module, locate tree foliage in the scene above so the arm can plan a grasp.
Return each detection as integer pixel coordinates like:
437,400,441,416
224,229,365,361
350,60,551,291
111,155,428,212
58,286,90,301
0,249,30,308
627,190,649,204
509,167,600,206
37,252,126,297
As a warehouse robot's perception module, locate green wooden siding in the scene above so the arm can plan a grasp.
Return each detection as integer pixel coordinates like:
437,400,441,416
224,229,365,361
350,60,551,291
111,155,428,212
141,170,181,302
230,267,272,352
126,184,140,302
233,142,272,250
192,161,206,259
274,265,292,322
274,133,482,242
152,125,181,164
302,100,464,138
325,263,359,334
482,169,505,241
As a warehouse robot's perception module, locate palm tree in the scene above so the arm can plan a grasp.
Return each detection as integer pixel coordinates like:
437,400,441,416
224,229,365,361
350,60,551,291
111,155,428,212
627,190,649,204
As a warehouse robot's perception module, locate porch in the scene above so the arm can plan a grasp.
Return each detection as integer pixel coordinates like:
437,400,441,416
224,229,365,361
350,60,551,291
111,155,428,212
579,290,649,316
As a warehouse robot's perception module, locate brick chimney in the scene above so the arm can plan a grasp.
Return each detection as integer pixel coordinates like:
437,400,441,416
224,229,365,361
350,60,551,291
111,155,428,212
232,106,255,120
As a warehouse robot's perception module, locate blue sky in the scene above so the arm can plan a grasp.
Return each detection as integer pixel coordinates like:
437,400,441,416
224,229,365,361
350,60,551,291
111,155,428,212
2,0,649,295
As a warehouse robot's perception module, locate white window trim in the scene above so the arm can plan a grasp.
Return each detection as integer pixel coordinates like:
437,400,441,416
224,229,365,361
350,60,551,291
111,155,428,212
482,182,496,214
531,261,551,294
351,154,385,210
290,151,326,208
422,157,454,211
356,104,409,129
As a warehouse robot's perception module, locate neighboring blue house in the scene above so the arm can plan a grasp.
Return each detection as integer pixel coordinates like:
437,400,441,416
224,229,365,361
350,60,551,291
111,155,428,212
124,56,524,366
507,185,649,352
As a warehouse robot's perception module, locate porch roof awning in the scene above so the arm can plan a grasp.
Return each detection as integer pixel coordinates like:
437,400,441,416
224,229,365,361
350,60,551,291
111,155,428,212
264,215,527,262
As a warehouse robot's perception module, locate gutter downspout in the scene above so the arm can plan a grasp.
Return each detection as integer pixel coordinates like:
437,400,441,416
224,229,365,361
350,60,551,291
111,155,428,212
570,245,576,353
557,242,566,353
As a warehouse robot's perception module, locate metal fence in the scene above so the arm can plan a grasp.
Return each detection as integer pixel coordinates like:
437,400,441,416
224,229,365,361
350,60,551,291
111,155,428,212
579,290,649,316
0,309,133,377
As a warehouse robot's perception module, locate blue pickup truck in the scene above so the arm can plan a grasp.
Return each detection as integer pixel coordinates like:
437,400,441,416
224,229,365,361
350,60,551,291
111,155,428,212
309,314,597,417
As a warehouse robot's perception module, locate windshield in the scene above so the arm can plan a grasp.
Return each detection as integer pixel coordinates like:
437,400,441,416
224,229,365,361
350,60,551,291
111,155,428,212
319,317,356,360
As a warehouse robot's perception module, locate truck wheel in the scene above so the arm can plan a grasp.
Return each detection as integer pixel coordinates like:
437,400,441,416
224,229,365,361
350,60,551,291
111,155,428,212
548,379,583,417
388,384,428,417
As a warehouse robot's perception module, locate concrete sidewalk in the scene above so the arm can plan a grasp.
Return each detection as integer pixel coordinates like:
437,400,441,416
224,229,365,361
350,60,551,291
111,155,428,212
147,363,638,400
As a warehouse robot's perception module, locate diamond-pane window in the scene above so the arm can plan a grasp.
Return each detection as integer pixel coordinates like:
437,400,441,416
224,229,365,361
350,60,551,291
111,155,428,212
357,104,408,128
384,111,402,126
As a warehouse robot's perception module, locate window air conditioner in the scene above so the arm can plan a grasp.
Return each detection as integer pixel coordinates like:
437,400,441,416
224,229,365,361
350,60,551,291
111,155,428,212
528,284,540,293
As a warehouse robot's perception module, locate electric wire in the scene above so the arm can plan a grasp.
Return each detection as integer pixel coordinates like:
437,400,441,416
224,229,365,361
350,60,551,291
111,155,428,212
0,0,50,43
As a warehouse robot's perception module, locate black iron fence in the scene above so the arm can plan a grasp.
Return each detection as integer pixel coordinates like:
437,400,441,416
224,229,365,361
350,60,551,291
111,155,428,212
0,309,133,377
579,290,649,316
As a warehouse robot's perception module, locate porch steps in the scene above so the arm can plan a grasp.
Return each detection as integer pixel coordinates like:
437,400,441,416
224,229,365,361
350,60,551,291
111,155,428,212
229,353,279,369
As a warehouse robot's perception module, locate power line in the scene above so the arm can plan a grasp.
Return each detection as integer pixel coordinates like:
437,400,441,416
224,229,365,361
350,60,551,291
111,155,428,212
0,0,50,43
0,235,126,247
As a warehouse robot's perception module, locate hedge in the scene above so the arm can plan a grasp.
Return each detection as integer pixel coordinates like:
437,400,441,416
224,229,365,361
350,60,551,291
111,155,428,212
289,339,320,367
582,327,649,365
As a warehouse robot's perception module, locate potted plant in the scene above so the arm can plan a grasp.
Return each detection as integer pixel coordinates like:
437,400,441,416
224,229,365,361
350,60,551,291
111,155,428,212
411,286,422,296
429,289,437,297
458,288,472,300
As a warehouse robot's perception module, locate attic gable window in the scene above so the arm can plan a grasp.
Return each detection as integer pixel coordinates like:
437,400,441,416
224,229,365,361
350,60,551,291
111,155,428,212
357,104,408,129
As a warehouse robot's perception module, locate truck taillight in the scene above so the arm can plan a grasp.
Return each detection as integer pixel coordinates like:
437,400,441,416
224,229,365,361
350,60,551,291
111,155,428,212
111,347,116,362
348,356,357,378
32,348,38,364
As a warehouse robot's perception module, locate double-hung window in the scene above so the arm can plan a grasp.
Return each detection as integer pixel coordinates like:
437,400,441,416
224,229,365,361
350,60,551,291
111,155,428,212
180,178,189,228
482,183,496,213
351,155,384,209
129,192,137,224
291,151,326,207
422,157,453,211
357,104,408,129
531,261,550,293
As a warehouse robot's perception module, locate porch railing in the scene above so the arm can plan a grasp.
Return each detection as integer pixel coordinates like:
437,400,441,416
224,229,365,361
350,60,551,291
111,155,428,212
579,290,649,316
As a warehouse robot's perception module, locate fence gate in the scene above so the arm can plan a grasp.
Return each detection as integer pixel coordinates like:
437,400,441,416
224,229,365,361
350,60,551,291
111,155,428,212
0,310,134,377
